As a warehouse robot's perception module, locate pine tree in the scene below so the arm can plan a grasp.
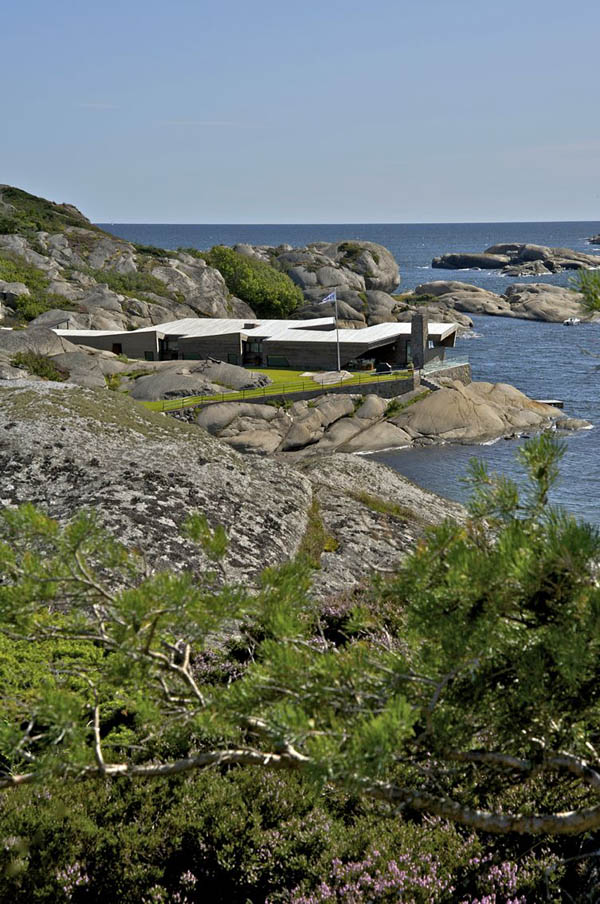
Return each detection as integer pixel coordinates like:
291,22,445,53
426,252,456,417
2,435,600,835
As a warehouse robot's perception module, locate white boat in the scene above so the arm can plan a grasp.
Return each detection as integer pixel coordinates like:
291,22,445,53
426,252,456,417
563,317,581,325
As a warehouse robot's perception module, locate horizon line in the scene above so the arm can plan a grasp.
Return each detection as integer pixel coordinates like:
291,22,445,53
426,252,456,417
94,218,600,227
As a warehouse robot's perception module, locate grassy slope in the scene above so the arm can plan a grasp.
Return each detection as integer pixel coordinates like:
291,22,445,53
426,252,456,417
0,185,106,237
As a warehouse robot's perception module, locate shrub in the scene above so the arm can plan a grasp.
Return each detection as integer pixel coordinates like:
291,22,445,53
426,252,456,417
0,254,79,322
86,268,172,302
201,245,303,317
576,269,600,311
0,186,101,237
384,390,429,418
10,351,68,381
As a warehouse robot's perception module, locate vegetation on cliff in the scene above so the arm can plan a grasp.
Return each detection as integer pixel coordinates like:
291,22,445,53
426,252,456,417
0,186,102,239
1,436,600,899
190,245,304,317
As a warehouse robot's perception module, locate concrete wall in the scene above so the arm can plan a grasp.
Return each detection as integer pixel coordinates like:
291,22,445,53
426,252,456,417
71,331,159,359
410,313,428,369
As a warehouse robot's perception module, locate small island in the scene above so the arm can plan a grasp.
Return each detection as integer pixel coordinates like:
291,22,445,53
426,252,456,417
432,241,600,275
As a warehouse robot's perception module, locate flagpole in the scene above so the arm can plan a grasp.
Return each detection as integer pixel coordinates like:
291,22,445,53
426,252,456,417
335,289,340,372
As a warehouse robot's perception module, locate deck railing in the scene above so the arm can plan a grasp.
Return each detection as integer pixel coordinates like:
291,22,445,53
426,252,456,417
143,368,413,413
423,354,469,374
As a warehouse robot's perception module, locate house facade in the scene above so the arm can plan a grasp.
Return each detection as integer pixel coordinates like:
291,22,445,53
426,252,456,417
54,314,458,371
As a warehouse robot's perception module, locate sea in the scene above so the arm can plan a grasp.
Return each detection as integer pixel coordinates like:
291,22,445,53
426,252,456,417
97,221,600,526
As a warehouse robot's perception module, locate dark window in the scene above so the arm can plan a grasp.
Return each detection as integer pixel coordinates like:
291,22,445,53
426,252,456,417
227,353,239,365
267,355,290,367
111,343,122,355
144,351,155,361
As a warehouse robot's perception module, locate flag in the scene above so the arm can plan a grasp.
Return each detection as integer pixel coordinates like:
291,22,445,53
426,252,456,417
320,291,336,305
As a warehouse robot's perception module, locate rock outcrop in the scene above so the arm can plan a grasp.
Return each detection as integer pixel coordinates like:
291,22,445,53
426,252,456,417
0,187,410,335
191,382,586,456
0,382,461,598
589,235,600,245
433,243,600,276
234,240,403,329
0,326,273,394
402,280,597,323
128,359,272,401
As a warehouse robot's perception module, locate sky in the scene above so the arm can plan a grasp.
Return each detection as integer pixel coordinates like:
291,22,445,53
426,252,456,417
3,0,600,223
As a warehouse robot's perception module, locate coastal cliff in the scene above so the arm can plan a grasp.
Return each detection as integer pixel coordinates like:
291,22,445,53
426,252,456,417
0,186,405,332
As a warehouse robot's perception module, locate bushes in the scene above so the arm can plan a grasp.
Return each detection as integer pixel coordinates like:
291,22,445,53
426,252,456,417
85,268,172,303
577,269,600,311
0,253,78,322
200,245,303,317
0,770,564,903
10,351,68,381
0,186,100,237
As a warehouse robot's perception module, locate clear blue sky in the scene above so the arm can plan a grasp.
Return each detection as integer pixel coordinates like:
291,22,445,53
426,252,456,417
3,0,599,223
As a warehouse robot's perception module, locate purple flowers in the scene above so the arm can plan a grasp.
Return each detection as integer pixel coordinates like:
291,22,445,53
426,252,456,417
289,849,455,903
56,862,90,900
289,849,529,904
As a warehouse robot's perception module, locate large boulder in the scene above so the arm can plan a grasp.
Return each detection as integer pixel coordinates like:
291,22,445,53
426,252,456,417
312,394,356,427
0,281,30,304
337,420,412,452
0,234,62,277
432,252,510,270
265,239,400,297
391,380,563,443
0,326,80,358
49,351,106,388
279,409,325,451
318,241,400,292
196,401,280,435
504,283,590,322
129,359,271,401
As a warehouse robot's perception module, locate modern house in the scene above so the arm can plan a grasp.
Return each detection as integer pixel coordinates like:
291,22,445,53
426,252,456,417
54,313,457,371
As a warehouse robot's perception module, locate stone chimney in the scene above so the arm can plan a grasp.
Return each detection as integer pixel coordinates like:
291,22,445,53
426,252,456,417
410,312,428,370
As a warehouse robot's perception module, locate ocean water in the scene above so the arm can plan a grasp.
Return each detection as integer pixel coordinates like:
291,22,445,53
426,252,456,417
98,221,600,525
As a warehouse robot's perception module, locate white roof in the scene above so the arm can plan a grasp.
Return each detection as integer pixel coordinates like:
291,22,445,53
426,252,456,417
144,316,337,340
264,321,456,345
55,317,458,346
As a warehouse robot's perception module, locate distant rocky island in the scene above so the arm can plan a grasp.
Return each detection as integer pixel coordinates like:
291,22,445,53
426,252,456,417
432,242,600,276
399,279,597,326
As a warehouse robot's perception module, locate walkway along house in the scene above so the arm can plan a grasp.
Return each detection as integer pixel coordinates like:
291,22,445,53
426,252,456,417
54,312,457,371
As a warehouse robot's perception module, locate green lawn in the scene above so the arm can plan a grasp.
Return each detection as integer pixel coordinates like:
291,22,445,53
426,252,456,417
142,367,412,412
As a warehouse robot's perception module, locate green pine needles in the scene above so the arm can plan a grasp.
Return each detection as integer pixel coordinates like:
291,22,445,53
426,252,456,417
2,436,600,836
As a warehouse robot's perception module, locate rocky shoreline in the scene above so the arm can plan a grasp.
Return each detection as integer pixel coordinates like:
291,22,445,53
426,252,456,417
186,381,589,457
432,242,600,276
398,280,598,325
